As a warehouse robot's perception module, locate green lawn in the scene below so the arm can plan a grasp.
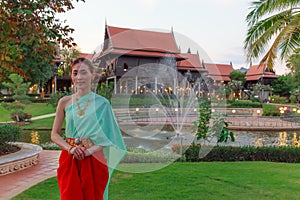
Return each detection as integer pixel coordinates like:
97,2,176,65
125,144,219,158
0,103,56,122
12,162,300,200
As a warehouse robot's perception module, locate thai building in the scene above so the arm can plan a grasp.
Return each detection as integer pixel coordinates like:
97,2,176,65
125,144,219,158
42,25,278,99
92,25,206,95
245,63,278,88
245,63,278,101
203,62,234,86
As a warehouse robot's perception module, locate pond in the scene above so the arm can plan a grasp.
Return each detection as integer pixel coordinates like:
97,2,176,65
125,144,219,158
19,129,300,150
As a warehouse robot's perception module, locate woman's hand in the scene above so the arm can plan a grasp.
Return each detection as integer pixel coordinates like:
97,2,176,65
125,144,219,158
71,146,86,160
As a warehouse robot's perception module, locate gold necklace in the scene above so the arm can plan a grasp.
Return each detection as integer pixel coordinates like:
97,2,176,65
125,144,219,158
75,97,91,118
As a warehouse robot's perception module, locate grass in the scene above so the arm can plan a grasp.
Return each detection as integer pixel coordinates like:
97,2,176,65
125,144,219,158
0,103,56,122
24,117,56,129
12,162,300,200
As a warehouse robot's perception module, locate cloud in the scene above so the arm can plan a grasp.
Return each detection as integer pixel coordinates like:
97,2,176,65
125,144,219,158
135,0,157,10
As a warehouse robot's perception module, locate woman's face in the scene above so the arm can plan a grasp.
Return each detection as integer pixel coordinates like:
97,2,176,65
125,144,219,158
71,63,94,90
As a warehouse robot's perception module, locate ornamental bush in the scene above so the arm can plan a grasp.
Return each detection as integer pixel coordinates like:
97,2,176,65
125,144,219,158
0,123,21,153
181,145,300,163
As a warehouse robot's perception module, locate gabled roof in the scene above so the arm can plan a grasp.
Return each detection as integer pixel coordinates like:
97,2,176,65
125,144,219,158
106,26,180,53
79,53,93,59
177,53,207,72
204,63,234,81
246,64,277,81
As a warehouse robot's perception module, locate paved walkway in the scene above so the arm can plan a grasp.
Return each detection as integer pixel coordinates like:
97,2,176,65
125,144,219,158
0,150,60,200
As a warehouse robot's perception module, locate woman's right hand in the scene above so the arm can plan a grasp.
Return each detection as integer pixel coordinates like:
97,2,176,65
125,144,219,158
71,146,86,160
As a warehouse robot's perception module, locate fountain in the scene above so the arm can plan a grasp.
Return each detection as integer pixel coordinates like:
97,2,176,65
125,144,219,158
111,55,224,173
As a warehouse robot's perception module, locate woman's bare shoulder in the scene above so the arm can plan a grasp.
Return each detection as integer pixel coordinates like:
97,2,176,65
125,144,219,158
58,95,74,109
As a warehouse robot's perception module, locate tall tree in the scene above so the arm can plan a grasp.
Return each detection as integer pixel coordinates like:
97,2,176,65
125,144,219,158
244,0,300,70
229,70,246,84
0,0,84,84
286,49,300,88
60,46,81,76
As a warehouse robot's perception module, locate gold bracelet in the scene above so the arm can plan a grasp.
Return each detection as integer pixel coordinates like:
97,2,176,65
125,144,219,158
67,146,74,155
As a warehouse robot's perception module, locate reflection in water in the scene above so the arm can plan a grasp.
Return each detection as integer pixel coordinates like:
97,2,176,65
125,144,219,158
255,137,263,147
19,129,300,149
292,132,300,147
252,131,300,147
278,132,287,146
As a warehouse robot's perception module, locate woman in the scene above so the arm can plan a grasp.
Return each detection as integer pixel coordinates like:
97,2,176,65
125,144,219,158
51,57,126,200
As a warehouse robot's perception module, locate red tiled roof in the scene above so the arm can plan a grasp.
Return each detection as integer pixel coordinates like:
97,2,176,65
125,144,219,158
106,26,180,53
177,53,207,72
246,64,277,81
100,48,184,59
204,63,234,81
80,53,93,59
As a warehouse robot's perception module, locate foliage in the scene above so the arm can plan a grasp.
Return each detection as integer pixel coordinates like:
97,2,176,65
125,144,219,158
0,123,21,152
2,74,32,121
245,0,300,70
121,148,180,163
290,87,300,105
286,49,300,88
253,83,272,101
269,95,287,104
97,82,114,102
60,46,81,76
229,70,246,84
2,74,31,102
262,104,280,116
228,100,262,108
227,80,244,99
0,0,84,84
47,91,66,107
193,103,235,148
271,74,294,96
183,145,300,163
193,104,211,141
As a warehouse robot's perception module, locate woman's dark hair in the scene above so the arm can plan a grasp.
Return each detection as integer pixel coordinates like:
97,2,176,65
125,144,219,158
71,57,94,73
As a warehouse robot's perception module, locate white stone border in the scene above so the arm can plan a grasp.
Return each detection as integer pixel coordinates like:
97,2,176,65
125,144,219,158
0,142,42,176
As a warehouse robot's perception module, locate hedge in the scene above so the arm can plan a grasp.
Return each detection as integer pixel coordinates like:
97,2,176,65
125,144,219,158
182,145,300,163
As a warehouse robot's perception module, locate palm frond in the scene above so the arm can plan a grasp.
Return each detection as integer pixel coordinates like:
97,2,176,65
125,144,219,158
246,0,300,26
260,24,289,70
245,10,290,61
278,13,300,60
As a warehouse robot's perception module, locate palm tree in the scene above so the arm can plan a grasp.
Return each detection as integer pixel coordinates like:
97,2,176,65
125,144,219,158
244,0,300,70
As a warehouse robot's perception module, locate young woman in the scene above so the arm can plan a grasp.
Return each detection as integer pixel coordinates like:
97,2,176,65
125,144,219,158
51,57,126,200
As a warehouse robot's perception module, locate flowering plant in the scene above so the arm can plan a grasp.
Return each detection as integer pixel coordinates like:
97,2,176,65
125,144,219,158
10,112,32,122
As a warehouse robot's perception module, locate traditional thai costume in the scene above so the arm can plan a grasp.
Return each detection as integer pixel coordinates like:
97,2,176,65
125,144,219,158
57,92,126,200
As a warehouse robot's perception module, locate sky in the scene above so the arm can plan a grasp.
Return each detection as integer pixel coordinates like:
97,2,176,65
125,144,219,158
57,0,289,75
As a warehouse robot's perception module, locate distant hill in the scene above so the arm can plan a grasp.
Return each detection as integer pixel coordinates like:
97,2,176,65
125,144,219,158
237,67,248,73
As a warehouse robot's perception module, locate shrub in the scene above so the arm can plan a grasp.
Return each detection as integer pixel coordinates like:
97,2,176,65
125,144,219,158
121,147,180,163
270,95,288,104
262,104,280,116
0,123,21,153
181,145,300,163
229,100,262,108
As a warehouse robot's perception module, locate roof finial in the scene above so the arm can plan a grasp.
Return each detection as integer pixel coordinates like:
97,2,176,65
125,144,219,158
187,48,191,54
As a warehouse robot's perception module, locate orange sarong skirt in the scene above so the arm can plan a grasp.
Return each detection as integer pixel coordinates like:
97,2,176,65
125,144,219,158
57,149,109,200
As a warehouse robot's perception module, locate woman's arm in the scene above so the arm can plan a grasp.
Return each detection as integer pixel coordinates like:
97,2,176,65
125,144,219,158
85,145,104,156
51,96,85,160
51,97,70,151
